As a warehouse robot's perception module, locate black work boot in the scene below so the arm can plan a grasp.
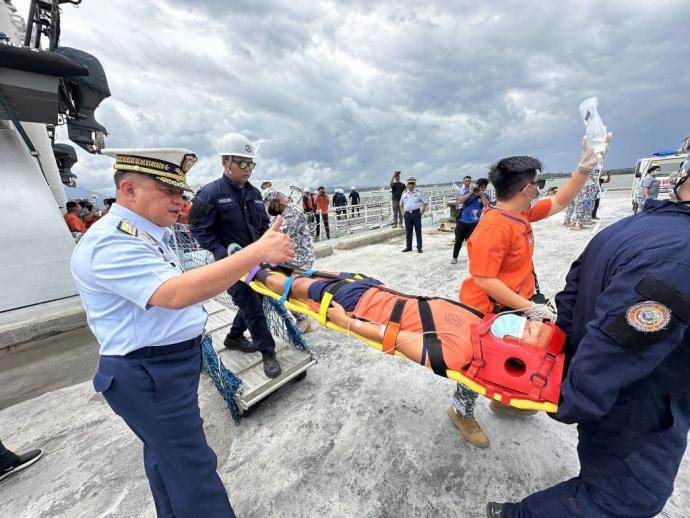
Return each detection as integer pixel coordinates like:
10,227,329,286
223,334,257,353
486,502,509,517
262,353,282,378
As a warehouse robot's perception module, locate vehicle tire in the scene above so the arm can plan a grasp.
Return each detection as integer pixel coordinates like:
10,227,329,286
294,371,308,382
632,200,638,214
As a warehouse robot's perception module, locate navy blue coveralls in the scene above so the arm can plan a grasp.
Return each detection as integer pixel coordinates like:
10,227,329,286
189,176,275,354
506,199,690,517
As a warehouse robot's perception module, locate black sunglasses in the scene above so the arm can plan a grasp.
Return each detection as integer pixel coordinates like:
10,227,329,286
527,179,546,189
231,159,256,171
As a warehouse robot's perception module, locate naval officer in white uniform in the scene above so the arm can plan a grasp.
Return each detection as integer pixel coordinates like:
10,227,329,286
71,148,294,517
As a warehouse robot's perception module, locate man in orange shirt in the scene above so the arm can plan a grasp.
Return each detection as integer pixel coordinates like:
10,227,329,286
314,185,331,240
448,137,608,448
64,200,87,234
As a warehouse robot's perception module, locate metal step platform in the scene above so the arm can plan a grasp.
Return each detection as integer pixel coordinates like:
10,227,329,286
203,299,317,412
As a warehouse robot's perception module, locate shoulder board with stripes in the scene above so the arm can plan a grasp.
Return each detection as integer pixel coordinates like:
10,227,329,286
117,219,138,236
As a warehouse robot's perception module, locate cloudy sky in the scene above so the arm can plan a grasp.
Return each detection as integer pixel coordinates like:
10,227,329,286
15,0,690,193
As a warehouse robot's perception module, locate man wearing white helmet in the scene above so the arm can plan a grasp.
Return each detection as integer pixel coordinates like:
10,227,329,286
189,133,282,378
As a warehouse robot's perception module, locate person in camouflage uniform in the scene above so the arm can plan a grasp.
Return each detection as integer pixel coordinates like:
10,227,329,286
564,171,599,230
263,189,315,332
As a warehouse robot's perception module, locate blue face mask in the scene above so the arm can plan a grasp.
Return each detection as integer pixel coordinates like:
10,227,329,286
490,314,527,340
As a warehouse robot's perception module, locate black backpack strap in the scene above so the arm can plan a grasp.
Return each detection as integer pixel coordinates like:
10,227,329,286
418,298,447,377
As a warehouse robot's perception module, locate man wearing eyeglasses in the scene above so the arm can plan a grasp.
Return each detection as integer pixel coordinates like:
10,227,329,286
448,138,609,449
189,133,282,378
399,176,428,253
487,156,690,518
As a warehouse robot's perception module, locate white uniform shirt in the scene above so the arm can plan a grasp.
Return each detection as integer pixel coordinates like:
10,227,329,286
400,189,428,212
71,203,207,356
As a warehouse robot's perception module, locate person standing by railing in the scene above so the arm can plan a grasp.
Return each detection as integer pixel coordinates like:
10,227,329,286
314,186,331,240
400,176,428,253
301,187,315,226
390,171,405,228
349,186,361,218
333,188,348,221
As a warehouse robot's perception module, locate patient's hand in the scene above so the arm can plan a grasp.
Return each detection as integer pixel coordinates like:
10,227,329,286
327,301,349,327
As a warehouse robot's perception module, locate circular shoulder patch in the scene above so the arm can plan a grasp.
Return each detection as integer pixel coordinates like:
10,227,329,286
626,301,671,333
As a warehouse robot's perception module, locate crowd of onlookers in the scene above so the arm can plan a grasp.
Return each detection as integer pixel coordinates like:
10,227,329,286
300,185,361,240
62,195,192,240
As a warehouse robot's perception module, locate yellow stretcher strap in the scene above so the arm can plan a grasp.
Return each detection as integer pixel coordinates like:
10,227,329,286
241,272,558,413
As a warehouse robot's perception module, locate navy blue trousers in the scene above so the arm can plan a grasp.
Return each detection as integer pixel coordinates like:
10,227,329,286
404,209,422,250
94,343,235,517
227,282,276,355
505,435,681,518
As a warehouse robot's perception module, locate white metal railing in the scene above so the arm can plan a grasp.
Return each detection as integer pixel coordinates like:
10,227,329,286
307,187,461,240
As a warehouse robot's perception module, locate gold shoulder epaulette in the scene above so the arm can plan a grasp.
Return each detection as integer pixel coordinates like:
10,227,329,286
117,219,138,236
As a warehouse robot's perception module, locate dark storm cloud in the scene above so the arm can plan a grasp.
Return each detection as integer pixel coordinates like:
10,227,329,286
45,0,690,192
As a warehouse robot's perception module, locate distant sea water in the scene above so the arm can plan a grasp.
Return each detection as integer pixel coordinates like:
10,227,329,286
359,173,635,196
546,173,634,191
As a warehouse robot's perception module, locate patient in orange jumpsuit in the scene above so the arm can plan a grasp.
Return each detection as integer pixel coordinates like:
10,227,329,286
257,269,553,371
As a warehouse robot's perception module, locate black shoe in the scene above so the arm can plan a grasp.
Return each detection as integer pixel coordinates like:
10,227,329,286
224,334,257,353
0,449,43,482
402,248,412,252
592,216,600,220
262,353,282,378
417,249,423,253
486,502,509,518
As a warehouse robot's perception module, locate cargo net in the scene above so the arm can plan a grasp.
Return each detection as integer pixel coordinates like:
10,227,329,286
169,223,310,423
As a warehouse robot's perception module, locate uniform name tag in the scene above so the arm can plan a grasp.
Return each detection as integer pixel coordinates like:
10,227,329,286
218,197,235,204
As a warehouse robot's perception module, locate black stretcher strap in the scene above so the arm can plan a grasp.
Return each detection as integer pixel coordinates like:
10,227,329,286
370,285,484,318
418,298,447,377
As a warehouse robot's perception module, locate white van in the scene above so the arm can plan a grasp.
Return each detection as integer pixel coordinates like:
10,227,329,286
631,152,686,213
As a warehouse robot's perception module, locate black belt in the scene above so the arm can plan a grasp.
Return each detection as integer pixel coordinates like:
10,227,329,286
124,336,201,359
406,208,421,213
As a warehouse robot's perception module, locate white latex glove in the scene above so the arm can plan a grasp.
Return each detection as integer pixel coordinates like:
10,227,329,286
524,302,557,322
577,137,598,174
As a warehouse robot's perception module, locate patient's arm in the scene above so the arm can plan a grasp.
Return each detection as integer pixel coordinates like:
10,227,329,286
261,271,316,300
327,302,428,365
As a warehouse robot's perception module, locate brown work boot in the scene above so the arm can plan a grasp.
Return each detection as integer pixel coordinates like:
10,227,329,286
489,400,538,417
447,407,489,448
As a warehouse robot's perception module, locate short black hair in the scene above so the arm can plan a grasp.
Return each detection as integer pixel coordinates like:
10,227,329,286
648,165,661,172
114,171,143,189
488,156,543,201
66,201,79,211
78,200,88,208
476,178,489,188
464,175,472,180
318,186,325,190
